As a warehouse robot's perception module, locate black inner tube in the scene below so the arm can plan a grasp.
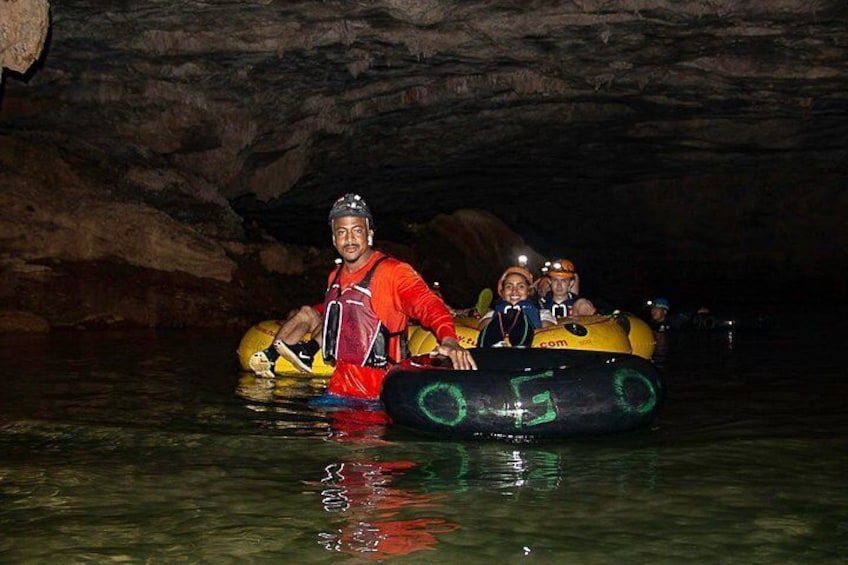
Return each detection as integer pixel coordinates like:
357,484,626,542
382,348,664,439
437,347,627,371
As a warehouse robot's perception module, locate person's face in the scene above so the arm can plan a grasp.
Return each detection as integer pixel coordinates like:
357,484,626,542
502,273,531,305
650,306,667,322
550,277,571,300
536,277,551,297
332,216,373,265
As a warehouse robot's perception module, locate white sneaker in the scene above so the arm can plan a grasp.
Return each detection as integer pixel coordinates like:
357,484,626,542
274,340,313,374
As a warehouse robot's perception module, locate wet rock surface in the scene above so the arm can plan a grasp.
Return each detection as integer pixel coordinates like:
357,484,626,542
0,0,49,83
1,1,846,328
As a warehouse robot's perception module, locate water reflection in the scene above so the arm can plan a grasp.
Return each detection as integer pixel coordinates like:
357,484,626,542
235,373,328,404
302,441,664,559
315,460,459,559
235,377,662,560
396,442,660,496
234,378,459,558
234,373,333,435
3,324,848,562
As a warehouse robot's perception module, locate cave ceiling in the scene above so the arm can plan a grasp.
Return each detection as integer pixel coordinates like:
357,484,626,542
2,0,847,306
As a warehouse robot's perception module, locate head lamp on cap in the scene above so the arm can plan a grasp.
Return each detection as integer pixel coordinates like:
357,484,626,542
548,258,576,280
328,193,374,230
652,297,670,310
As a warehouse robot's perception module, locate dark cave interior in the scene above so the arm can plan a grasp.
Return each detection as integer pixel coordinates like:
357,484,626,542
1,1,845,329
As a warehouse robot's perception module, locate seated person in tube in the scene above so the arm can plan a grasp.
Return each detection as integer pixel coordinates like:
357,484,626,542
477,259,555,348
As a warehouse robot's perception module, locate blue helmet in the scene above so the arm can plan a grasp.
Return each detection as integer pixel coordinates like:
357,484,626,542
652,297,670,310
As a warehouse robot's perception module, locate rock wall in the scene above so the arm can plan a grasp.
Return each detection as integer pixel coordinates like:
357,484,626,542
1,1,845,329
0,136,332,331
0,0,50,85
0,136,536,330
408,209,545,308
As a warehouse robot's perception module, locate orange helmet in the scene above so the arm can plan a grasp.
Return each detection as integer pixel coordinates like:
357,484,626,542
497,266,535,299
548,258,576,280
535,275,552,295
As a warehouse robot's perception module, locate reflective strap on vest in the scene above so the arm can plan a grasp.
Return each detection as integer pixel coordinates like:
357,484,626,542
552,303,569,318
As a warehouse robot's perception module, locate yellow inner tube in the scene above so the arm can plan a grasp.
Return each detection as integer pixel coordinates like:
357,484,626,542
238,313,655,377
408,313,654,359
236,320,335,377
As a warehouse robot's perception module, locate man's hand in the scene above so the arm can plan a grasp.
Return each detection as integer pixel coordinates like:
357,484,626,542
431,337,477,370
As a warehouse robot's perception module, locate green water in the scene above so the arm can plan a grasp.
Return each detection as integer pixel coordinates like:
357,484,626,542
1,323,846,563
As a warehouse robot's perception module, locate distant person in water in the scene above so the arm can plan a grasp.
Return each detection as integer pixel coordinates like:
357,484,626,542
249,193,476,397
478,260,555,347
539,258,597,317
648,297,671,332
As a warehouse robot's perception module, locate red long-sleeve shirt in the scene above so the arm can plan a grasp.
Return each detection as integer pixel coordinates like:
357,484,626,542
325,251,456,399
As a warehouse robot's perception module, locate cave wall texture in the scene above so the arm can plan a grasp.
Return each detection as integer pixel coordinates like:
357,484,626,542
1,0,846,331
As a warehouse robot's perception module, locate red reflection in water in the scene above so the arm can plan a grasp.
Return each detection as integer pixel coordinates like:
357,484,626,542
326,408,390,441
318,458,459,558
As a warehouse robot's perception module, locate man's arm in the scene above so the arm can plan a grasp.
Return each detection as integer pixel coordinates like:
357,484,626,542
393,263,477,370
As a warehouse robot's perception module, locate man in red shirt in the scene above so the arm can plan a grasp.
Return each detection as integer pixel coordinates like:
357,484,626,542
250,193,476,399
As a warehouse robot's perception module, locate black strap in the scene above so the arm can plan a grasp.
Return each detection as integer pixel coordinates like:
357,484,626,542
357,256,389,289
327,255,389,293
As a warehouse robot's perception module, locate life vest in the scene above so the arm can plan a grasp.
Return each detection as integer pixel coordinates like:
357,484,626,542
322,257,405,368
541,291,576,318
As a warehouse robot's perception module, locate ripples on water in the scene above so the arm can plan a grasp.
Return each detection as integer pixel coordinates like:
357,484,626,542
1,320,846,563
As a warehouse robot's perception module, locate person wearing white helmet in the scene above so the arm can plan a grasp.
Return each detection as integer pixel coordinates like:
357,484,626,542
249,193,476,397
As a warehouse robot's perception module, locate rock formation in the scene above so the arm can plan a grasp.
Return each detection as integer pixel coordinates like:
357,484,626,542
1,1,846,330
0,0,49,86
